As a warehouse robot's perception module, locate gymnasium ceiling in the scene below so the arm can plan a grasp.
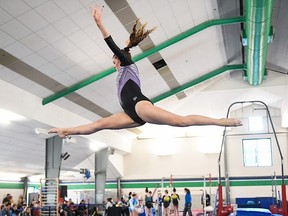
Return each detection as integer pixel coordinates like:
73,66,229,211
0,0,288,181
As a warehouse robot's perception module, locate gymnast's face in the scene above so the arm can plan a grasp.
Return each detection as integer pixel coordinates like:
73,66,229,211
112,56,121,71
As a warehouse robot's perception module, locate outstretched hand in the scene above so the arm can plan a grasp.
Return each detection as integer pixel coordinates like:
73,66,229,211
90,5,103,26
48,128,67,139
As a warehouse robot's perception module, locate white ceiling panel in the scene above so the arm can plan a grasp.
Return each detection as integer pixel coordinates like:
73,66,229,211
37,45,63,61
22,53,49,69
51,71,77,86
26,83,53,98
78,58,102,74
23,0,49,8
66,49,90,64
52,98,101,121
0,67,21,83
54,0,84,15
1,18,32,40
36,25,65,44
69,7,95,28
20,33,49,52
0,29,15,47
52,55,77,71
52,37,78,54
53,16,80,36
68,30,94,47
35,1,66,23
12,77,41,90
0,0,31,17
18,9,49,32
37,63,62,77
188,0,210,25
0,7,13,25
63,64,92,80
4,41,33,59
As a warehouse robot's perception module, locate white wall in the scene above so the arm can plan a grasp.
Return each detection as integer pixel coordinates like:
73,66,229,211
124,137,219,179
0,188,23,204
123,105,288,204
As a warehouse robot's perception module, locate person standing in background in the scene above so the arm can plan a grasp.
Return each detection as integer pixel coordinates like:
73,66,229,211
183,188,192,216
171,188,180,216
162,190,171,216
155,192,163,216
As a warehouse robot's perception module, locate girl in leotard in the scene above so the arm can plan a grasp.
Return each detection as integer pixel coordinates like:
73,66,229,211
49,5,241,139
171,188,180,216
162,190,171,216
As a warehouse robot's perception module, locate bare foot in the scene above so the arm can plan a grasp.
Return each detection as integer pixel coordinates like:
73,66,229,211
220,118,242,127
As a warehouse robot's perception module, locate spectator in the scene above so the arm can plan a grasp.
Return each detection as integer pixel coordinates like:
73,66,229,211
17,195,25,209
183,188,192,216
21,206,31,216
11,204,19,216
2,202,12,216
129,193,140,216
105,198,114,210
2,194,11,205
155,192,163,216
32,201,40,216
77,199,88,216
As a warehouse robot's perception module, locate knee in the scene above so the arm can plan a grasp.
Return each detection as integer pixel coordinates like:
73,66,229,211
172,117,188,127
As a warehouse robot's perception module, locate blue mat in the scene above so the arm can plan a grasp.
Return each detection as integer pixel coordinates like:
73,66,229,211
237,208,271,216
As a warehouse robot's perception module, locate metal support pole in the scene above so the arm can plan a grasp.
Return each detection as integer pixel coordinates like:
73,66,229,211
45,136,63,179
94,148,109,205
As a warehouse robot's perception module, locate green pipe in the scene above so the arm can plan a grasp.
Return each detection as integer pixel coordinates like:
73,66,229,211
42,16,245,105
151,64,245,103
245,0,273,86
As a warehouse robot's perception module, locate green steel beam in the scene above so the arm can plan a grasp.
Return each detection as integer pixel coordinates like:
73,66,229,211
244,0,274,85
151,64,245,103
42,16,245,105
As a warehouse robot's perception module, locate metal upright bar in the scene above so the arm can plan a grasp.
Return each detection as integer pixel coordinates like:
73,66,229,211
217,101,287,216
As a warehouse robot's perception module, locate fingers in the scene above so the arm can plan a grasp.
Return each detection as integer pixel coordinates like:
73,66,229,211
89,5,104,16
48,128,57,134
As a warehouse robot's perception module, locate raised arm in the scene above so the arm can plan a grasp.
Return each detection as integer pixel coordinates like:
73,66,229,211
91,5,133,66
91,5,109,38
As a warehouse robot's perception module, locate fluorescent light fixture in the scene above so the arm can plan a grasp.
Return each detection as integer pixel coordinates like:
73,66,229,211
29,174,45,182
35,128,48,135
0,172,24,182
89,141,106,151
248,116,264,131
0,108,26,125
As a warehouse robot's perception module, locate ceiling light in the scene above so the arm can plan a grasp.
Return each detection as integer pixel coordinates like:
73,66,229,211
35,128,48,135
29,174,45,183
0,108,26,125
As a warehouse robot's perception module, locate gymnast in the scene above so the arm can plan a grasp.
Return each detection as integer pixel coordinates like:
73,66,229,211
49,5,242,139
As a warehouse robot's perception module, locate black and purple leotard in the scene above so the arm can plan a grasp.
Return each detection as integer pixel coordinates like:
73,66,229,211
104,35,152,125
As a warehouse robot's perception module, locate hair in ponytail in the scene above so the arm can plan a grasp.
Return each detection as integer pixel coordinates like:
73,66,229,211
113,19,156,61
125,18,157,50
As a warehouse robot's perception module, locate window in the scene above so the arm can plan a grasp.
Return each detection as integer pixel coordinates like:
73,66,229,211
242,138,272,167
